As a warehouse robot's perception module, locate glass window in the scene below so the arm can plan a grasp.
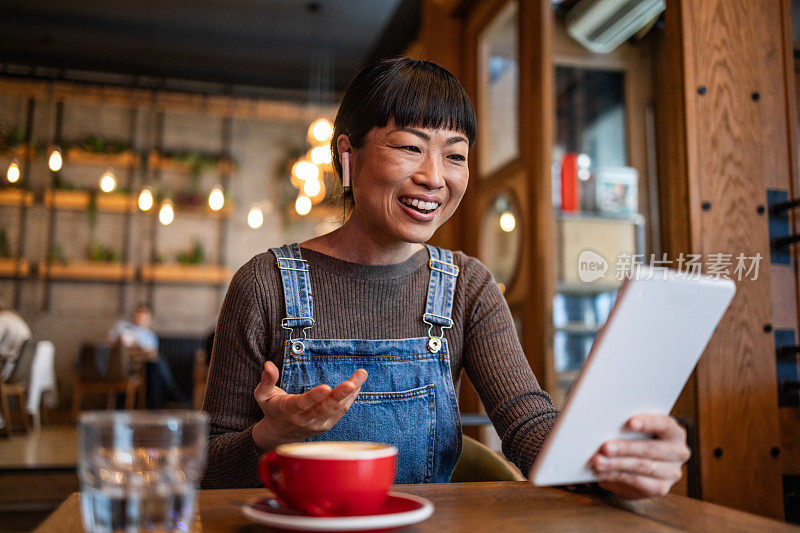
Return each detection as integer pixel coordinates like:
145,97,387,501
478,192,521,293
479,1,519,176
553,67,626,212
551,66,635,406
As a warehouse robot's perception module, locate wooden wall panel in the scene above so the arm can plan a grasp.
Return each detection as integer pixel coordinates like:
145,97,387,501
768,0,800,484
679,0,784,518
518,0,555,394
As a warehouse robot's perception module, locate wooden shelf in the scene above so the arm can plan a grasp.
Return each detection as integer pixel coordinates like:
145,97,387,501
174,204,234,218
44,189,137,212
0,144,35,160
41,261,135,281
65,148,139,168
557,280,622,294
148,152,234,174
140,263,231,284
0,258,30,277
554,323,603,334
0,188,33,206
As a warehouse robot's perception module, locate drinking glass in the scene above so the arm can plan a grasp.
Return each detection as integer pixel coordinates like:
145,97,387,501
78,411,208,533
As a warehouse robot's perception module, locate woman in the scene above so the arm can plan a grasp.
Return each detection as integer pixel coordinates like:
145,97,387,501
203,58,689,498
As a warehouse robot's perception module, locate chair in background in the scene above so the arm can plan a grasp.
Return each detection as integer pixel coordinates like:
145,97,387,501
71,343,141,422
26,340,57,429
156,335,204,406
193,349,209,410
450,434,525,482
0,338,37,435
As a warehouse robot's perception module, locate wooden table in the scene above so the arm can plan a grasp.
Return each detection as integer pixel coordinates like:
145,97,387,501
35,481,798,532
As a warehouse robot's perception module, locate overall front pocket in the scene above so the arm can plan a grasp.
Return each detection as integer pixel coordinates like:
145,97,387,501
305,385,436,484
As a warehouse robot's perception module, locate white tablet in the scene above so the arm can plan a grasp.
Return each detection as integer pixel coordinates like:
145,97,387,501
529,266,736,486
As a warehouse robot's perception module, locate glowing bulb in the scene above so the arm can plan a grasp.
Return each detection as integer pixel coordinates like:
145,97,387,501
499,211,516,232
208,186,225,211
247,205,264,229
99,169,116,193
309,118,333,143
292,160,319,182
577,153,591,169
159,200,175,225
138,188,154,211
309,146,332,165
295,195,312,216
577,168,591,182
6,160,20,183
303,178,321,197
48,148,63,172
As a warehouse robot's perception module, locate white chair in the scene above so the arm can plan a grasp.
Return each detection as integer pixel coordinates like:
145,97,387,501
26,340,57,429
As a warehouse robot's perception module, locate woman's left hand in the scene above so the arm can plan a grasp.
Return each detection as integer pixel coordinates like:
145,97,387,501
590,414,691,499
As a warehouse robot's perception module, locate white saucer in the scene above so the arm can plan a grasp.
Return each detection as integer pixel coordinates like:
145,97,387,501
241,491,434,532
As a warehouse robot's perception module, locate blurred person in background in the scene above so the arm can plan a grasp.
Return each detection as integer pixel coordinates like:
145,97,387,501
109,303,187,408
0,298,32,382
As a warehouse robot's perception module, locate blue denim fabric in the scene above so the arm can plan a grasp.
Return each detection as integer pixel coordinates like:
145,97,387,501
270,244,462,483
272,243,314,332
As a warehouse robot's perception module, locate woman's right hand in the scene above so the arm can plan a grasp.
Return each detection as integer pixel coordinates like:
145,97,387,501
251,361,367,451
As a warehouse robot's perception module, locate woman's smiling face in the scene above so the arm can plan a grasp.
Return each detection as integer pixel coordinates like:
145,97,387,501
347,117,470,245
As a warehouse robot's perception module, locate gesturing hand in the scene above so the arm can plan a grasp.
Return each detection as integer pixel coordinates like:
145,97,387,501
251,361,367,452
590,414,691,499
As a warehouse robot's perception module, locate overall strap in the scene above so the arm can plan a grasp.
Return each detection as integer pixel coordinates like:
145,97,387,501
269,243,314,338
423,245,459,352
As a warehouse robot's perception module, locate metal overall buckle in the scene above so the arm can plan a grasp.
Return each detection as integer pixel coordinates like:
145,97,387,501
423,313,453,353
282,317,314,356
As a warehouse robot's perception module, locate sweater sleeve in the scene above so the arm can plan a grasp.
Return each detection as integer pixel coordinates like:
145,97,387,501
460,257,559,476
201,257,271,488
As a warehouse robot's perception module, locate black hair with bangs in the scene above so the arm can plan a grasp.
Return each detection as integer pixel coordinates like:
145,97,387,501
331,58,476,200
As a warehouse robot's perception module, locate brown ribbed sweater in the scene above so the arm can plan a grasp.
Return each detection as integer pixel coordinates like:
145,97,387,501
201,247,558,488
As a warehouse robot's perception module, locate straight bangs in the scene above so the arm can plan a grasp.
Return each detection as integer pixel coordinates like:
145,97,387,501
365,63,476,146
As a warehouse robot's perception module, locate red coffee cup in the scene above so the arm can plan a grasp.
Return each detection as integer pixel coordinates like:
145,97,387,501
259,441,398,517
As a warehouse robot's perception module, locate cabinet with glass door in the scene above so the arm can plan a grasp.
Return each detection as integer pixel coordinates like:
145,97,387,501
551,64,647,407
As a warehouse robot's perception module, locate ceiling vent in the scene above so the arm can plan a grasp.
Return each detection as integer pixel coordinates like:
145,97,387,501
566,0,665,54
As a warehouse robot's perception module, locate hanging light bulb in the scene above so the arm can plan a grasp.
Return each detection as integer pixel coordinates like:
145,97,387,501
499,211,516,233
48,147,63,172
247,205,264,229
309,146,333,166
295,195,312,216
292,159,319,182
99,169,117,193
6,160,20,183
138,187,154,211
303,178,321,198
159,200,175,225
208,185,225,211
308,118,333,144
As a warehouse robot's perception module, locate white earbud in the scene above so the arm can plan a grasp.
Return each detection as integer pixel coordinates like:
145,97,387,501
341,152,350,188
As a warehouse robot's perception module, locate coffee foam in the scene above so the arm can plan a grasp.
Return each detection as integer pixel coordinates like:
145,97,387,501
277,441,398,460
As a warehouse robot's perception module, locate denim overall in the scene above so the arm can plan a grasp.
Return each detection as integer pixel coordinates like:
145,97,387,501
270,243,462,483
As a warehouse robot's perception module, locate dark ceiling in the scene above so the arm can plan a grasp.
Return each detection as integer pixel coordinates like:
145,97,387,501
0,0,420,99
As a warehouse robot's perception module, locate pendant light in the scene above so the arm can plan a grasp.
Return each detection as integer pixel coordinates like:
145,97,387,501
138,187,154,211
208,185,225,211
99,169,117,193
295,195,312,216
158,200,175,225
48,147,63,172
247,205,264,229
6,160,20,183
